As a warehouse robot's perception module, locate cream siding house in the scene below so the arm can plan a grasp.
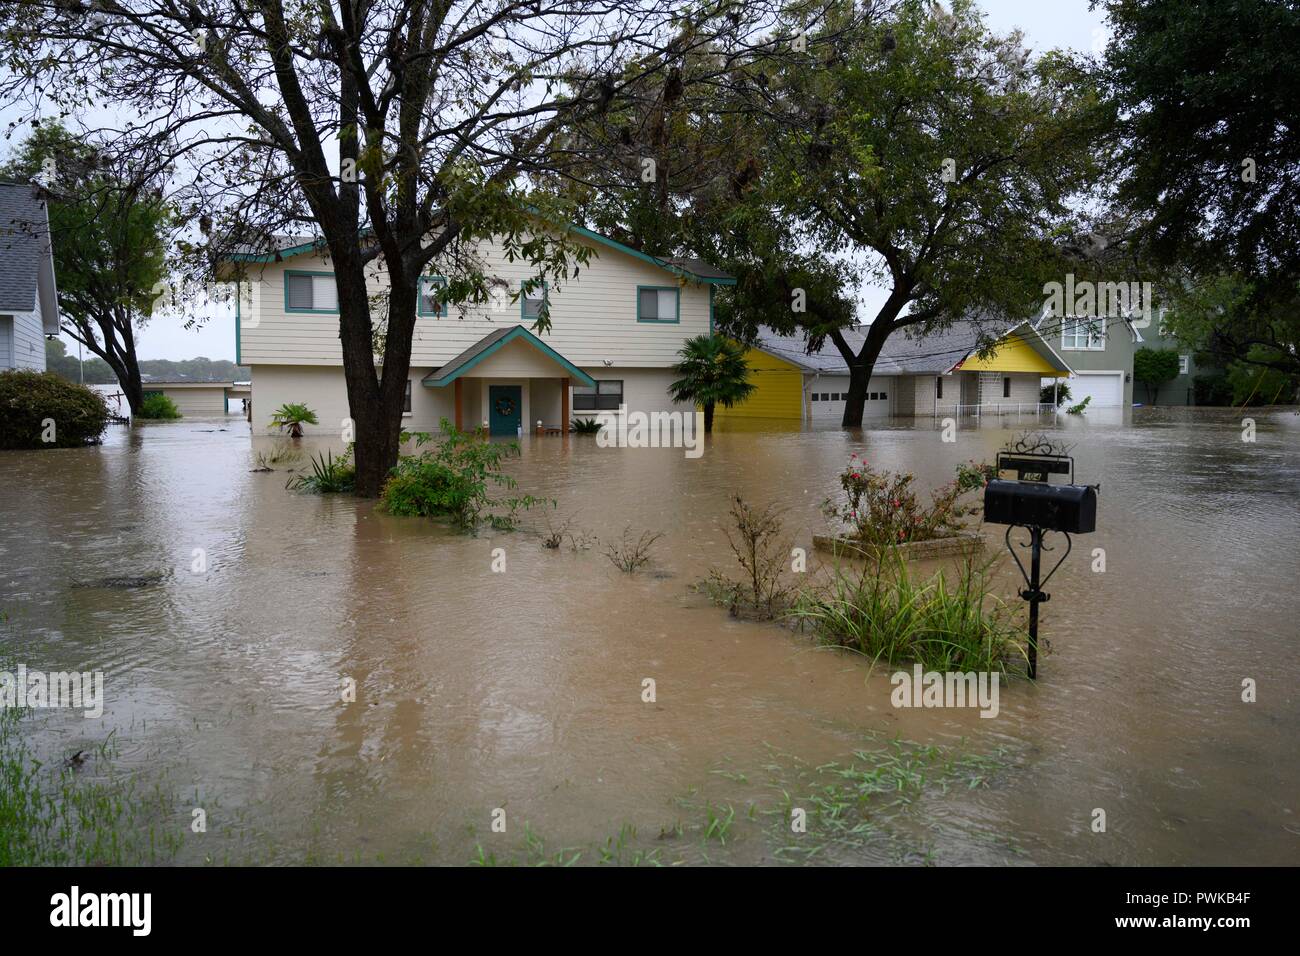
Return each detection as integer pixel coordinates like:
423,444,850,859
0,182,61,372
226,227,732,436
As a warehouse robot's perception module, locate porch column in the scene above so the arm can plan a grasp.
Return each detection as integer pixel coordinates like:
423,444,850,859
454,378,464,431
560,376,570,430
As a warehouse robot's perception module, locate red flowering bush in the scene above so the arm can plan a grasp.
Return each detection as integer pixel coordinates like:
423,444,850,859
822,454,992,547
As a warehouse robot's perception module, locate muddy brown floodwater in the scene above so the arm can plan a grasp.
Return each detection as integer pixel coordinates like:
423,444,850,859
1,407,1298,865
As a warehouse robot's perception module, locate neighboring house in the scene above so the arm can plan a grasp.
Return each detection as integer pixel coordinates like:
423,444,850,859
1134,315,1198,406
218,226,734,436
0,181,60,372
1031,310,1144,408
143,381,240,416
717,318,1072,423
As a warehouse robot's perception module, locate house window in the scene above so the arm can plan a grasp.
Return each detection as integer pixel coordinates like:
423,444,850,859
1002,377,1011,398
284,272,338,312
573,379,622,410
880,391,887,400
404,380,412,415
869,392,878,401
1061,317,1105,350
521,281,547,322
936,377,943,399
1179,354,1190,374
637,286,680,323
418,276,447,317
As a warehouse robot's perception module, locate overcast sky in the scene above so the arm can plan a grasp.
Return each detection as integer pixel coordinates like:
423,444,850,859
3,0,1110,362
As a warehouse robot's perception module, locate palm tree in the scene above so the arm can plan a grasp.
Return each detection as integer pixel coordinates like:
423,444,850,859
667,334,757,433
269,402,319,438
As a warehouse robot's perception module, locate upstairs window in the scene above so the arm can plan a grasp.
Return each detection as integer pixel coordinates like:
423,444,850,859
1179,354,1190,374
285,272,338,313
521,280,548,322
637,286,680,323
1061,317,1105,350
418,276,447,317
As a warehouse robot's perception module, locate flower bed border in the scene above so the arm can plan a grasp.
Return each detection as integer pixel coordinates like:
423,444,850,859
812,530,985,561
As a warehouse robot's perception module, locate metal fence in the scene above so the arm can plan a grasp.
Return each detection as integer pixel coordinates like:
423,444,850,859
938,403,1060,418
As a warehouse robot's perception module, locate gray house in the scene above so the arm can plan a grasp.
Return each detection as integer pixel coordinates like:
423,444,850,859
1031,311,1142,408
0,182,60,371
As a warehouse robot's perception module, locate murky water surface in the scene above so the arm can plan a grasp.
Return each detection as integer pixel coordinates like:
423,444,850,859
1,408,1297,865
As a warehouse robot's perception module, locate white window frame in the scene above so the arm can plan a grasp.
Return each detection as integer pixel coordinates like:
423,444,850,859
1061,317,1106,351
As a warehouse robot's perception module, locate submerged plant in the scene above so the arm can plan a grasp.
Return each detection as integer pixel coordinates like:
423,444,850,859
268,401,318,437
701,494,795,619
137,392,181,420
789,551,1027,674
569,417,604,434
286,447,356,493
822,455,990,548
380,419,547,531
604,527,663,573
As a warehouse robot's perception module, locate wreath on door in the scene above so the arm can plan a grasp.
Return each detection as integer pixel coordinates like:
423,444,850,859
494,396,516,418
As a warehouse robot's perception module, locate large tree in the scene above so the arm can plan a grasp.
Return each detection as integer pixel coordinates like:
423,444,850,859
546,0,1110,425
1103,0,1300,377
2,124,170,414
1,0,795,494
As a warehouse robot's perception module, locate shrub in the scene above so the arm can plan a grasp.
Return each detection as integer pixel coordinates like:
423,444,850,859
701,495,794,619
0,370,109,449
821,455,988,548
287,447,355,493
1039,381,1071,404
380,420,547,530
604,527,663,573
789,552,1026,673
137,393,181,419
1066,395,1092,415
570,417,604,434
269,402,318,437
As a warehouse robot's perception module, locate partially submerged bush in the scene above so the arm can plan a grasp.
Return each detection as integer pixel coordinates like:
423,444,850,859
790,552,1026,673
137,393,181,419
822,455,990,548
0,370,109,449
269,401,318,437
287,447,355,493
701,495,795,619
604,527,663,573
570,417,603,434
380,420,546,530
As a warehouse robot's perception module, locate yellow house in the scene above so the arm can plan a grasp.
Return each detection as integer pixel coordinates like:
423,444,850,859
716,319,1073,424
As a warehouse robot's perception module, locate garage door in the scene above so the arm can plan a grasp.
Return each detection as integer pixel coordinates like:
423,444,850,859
809,379,893,420
1069,373,1123,407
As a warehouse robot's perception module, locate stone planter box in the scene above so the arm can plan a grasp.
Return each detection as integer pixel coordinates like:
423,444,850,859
812,530,985,561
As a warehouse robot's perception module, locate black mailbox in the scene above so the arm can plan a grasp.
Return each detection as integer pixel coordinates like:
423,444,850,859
983,479,1096,534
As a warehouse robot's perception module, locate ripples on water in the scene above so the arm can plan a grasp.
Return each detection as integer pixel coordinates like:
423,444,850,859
0,407,1296,864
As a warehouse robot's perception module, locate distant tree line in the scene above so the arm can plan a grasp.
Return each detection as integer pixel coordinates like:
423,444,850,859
45,340,248,386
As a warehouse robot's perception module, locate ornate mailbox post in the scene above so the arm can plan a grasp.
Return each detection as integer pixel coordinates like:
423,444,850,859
982,440,1098,678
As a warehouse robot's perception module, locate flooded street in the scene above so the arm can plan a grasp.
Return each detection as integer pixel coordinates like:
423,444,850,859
2,408,1297,865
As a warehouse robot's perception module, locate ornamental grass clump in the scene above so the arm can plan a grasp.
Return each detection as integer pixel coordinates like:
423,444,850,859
790,551,1026,674
822,454,994,548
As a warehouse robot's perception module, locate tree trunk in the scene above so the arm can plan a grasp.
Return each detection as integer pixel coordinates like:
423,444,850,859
836,318,896,427
842,366,870,426
703,401,715,433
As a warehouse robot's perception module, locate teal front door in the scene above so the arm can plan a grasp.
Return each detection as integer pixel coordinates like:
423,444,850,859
488,385,522,436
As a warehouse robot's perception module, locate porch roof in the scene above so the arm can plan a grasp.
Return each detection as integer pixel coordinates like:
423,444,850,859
420,325,596,388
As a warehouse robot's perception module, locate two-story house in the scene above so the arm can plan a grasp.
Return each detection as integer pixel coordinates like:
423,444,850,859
0,181,60,372
1033,311,1141,408
221,225,734,436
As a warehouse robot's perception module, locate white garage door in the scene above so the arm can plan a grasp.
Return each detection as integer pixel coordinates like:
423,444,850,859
1069,373,1123,407
809,378,893,420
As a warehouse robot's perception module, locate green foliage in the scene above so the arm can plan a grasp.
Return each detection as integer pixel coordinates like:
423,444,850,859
1226,348,1300,406
1039,380,1071,404
822,455,988,548
667,334,756,429
380,420,546,530
1192,368,1233,407
1066,395,1092,415
570,417,604,434
603,527,663,573
1133,347,1181,403
0,370,109,449
287,447,356,494
137,393,181,419
268,402,319,437
790,552,1026,673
